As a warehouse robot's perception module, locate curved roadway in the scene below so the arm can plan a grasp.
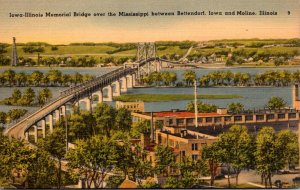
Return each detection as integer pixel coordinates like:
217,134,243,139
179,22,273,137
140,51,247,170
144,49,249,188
4,95,73,140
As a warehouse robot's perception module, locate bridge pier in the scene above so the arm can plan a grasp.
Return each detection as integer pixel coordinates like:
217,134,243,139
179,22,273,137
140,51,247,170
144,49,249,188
127,75,133,88
132,73,136,86
93,90,103,104
34,125,38,143
48,114,54,133
79,97,92,112
120,77,127,92
54,109,60,123
41,119,46,138
112,81,121,96
25,131,29,141
60,105,66,117
156,61,162,72
104,85,113,101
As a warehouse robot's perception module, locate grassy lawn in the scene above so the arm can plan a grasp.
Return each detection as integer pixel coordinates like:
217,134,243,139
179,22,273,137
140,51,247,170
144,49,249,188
113,93,242,102
4,45,118,56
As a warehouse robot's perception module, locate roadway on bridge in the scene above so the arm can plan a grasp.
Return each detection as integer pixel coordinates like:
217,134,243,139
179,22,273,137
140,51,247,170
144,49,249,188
4,95,73,140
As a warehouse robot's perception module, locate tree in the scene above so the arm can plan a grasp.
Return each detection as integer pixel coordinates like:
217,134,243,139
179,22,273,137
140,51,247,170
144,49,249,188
163,176,181,188
202,143,222,186
154,145,175,176
15,72,27,86
39,128,66,189
265,96,287,109
6,109,27,122
227,102,244,112
130,120,150,138
93,103,116,137
3,69,15,86
0,111,7,125
37,88,52,105
71,72,83,85
26,149,57,188
67,136,118,188
183,70,196,86
20,88,35,105
115,108,132,132
255,127,284,188
11,89,22,104
116,143,153,184
115,140,135,177
106,176,125,188
169,72,177,86
186,101,217,113
47,70,62,85
29,71,44,86
276,130,299,169
149,72,163,86
217,125,253,187
51,46,58,51
68,111,95,142
0,133,57,188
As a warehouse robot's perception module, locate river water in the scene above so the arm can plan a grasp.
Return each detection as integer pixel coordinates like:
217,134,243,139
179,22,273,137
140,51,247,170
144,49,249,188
0,66,298,112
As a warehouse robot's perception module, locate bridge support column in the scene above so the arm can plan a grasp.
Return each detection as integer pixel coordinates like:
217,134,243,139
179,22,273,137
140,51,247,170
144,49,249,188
80,97,92,112
132,73,136,86
48,114,53,133
41,119,46,138
54,109,60,123
74,102,80,112
93,90,103,104
127,75,133,88
156,61,162,72
113,81,121,96
34,125,38,143
121,77,127,92
60,105,66,117
25,131,29,141
104,85,113,101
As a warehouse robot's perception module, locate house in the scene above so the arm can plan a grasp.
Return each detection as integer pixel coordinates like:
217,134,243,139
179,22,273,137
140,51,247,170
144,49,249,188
156,128,217,162
116,101,145,112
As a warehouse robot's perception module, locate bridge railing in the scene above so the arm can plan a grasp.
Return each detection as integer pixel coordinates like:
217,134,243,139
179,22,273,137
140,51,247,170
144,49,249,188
4,67,138,135
25,95,76,131
4,95,66,131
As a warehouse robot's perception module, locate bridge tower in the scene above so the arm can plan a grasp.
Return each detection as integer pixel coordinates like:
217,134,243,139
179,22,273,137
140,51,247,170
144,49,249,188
136,42,161,78
124,42,162,82
11,37,18,66
136,42,156,61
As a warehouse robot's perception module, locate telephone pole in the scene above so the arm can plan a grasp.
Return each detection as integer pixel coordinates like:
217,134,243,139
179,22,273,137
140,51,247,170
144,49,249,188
11,37,18,66
194,79,198,128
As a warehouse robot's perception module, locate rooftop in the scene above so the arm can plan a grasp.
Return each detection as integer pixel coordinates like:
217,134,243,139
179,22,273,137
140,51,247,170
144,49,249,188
159,129,217,140
154,111,226,118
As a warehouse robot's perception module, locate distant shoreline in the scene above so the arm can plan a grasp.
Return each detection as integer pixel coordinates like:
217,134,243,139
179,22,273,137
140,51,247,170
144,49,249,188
1,65,300,70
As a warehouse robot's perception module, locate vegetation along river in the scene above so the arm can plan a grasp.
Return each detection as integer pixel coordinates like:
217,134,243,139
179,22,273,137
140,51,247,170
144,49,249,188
0,67,297,112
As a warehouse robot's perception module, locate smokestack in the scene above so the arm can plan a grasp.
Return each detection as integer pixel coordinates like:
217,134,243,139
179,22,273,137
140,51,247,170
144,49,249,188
298,121,300,170
150,112,154,143
194,79,198,128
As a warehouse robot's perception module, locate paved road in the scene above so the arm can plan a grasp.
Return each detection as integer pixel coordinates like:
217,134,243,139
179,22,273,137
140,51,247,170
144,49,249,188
4,95,73,140
215,170,299,187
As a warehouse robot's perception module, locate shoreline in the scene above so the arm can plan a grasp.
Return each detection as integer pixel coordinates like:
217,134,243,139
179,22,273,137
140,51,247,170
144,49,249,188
1,64,300,70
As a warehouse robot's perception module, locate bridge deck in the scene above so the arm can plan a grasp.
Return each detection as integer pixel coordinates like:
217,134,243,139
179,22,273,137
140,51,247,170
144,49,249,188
5,95,73,140
4,66,139,140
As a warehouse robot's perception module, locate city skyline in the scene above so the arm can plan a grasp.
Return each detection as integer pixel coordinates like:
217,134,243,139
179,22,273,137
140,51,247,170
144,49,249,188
0,0,299,44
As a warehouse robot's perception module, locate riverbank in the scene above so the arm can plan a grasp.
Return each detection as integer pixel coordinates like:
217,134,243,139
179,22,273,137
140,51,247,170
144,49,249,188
171,63,300,69
113,94,242,102
1,63,300,70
